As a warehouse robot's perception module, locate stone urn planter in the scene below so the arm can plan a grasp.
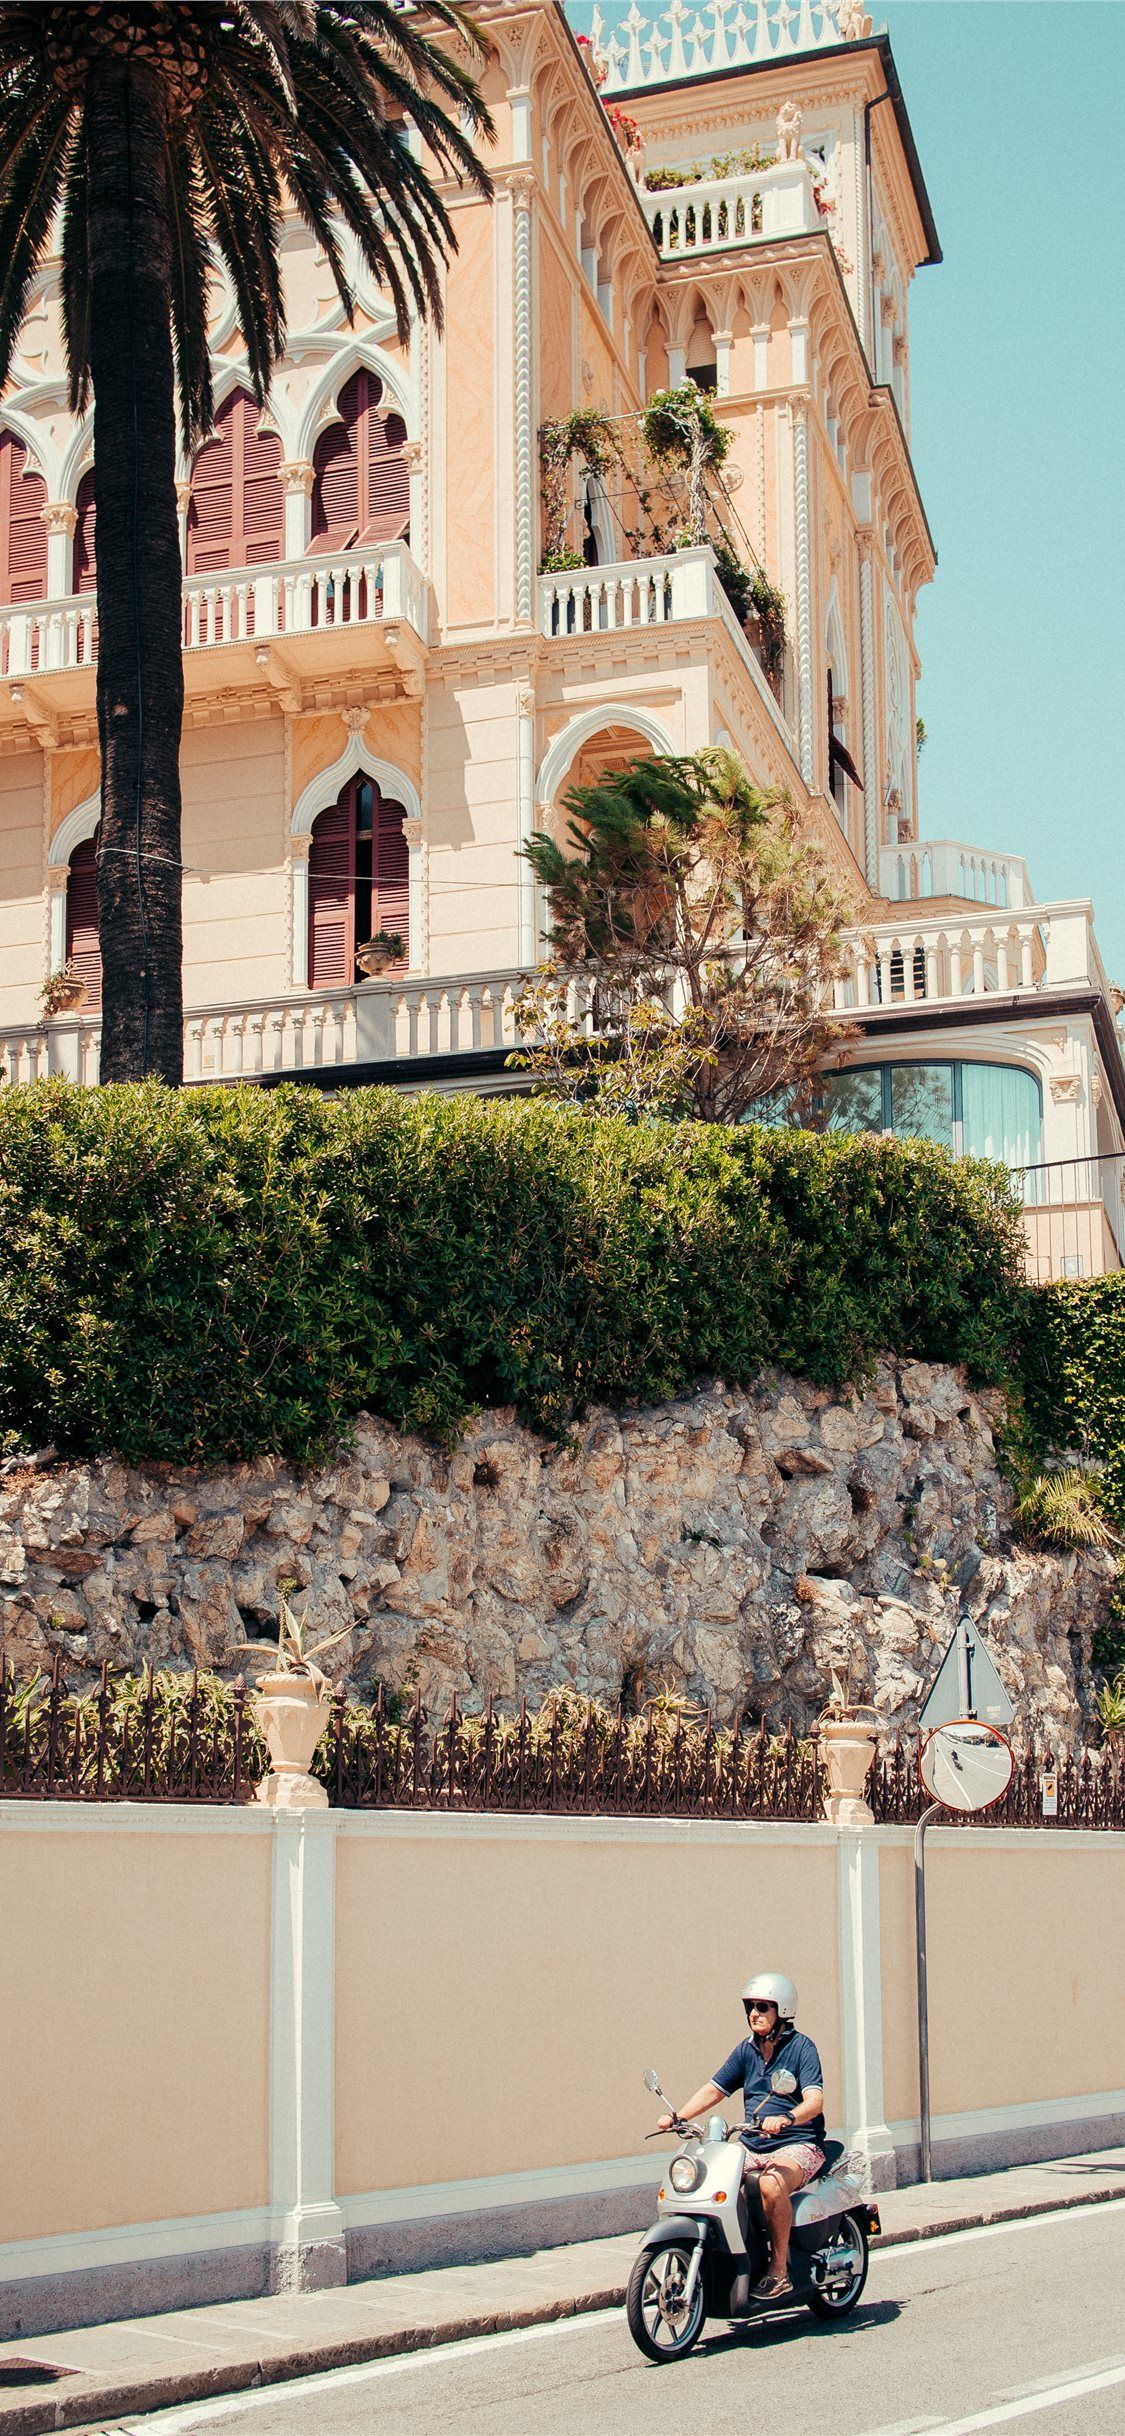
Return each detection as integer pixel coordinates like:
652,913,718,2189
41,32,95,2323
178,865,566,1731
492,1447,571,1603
818,1712,879,1826
252,1671,330,1809
243,1594,349,1811
41,968,89,1017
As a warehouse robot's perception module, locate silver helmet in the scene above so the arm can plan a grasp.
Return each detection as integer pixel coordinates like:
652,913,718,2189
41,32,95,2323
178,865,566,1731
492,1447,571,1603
741,1971,798,2023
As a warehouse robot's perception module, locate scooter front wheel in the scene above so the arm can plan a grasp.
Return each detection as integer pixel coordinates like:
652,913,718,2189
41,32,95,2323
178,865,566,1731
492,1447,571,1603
626,2237,707,2363
805,2210,869,2318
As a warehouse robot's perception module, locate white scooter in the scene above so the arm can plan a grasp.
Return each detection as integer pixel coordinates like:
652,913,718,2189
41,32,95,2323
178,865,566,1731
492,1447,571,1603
625,2068,880,2363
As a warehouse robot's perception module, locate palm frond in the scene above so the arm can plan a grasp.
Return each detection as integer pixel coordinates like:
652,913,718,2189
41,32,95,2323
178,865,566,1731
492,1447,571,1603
165,129,214,447
0,74,73,393
59,117,91,416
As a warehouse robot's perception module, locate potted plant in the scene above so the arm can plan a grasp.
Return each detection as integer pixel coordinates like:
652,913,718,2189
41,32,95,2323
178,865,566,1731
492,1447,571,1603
355,929,405,978
816,1667,879,1825
241,1595,351,1809
40,962,90,1018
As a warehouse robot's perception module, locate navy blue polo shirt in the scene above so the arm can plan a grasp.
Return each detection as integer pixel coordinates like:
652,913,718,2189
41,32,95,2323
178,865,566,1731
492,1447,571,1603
711,2027,825,2154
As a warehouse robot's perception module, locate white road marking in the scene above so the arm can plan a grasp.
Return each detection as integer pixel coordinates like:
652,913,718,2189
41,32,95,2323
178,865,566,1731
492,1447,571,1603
114,2310,625,2432
859,2358,1125,2436
887,2195,1125,2258
112,2197,1125,2434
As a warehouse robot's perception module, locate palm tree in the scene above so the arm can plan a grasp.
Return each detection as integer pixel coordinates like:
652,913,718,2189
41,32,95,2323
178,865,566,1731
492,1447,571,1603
0,2,492,1082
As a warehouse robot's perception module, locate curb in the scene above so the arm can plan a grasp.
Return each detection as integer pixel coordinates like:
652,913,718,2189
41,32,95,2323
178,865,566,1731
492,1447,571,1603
7,2179,1125,2436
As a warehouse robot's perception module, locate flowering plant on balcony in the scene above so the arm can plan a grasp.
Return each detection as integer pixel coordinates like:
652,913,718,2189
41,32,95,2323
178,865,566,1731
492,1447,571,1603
355,930,406,977
606,105,643,156
39,961,90,1018
643,144,774,192
641,385,731,546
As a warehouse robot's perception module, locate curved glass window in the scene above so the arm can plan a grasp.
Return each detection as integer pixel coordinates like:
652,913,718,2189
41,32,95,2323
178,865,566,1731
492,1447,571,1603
821,1061,1042,1167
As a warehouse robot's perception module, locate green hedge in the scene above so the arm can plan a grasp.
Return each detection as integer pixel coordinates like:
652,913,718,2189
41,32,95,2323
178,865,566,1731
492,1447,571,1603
0,1082,1028,1466
1022,1273,1125,1528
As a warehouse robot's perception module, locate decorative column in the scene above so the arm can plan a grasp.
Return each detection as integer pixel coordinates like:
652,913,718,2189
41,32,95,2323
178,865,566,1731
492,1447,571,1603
516,680,537,967
403,815,424,973
175,479,192,570
268,1812,348,2292
792,401,814,788
508,171,537,628
713,331,733,397
47,864,69,973
290,833,311,989
667,344,687,386
42,503,77,598
401,439,425,562
858,536,879,886
279,461,315,560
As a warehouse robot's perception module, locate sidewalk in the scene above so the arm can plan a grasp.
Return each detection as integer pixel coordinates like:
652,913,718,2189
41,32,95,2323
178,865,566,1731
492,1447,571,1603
2,2148,1123,2436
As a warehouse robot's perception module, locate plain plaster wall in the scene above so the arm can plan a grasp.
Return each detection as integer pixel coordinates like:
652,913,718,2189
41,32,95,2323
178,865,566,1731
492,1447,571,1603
0,1815,272,2243
333,1817,842,2200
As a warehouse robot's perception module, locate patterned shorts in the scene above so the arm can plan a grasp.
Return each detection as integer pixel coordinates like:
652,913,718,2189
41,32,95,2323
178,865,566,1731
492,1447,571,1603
741,2142,825,2187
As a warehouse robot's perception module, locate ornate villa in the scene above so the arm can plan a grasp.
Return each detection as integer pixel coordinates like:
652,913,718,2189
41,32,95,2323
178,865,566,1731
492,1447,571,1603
0,0,1119,1279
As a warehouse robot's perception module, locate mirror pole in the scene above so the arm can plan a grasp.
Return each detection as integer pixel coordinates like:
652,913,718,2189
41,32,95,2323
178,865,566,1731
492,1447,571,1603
914,1798,944,2183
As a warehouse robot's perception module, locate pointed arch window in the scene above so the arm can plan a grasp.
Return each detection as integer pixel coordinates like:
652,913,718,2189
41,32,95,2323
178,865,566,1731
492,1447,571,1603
74,469,97,593
0,432,48,603
186,389,284,574
310,369,410,554
65,828,102,1008
307,773,409,989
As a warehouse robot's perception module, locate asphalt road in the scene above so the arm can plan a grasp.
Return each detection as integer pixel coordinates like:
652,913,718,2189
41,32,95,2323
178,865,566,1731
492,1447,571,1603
121,2198,1125,2436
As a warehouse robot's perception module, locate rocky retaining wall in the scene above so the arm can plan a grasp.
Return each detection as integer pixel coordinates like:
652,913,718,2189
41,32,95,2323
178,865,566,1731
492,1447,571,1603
0,1361,1112,1742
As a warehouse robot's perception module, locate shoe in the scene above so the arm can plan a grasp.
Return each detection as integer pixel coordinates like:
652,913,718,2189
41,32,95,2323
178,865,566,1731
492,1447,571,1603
751,2272,793,2301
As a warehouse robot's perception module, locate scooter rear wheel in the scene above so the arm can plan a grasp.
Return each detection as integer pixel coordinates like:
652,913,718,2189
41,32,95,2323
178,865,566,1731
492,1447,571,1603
805,2211,869,2318
626,2237,707,2363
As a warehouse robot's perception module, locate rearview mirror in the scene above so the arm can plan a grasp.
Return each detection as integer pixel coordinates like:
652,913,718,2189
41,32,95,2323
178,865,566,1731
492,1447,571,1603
643,2067,664,2098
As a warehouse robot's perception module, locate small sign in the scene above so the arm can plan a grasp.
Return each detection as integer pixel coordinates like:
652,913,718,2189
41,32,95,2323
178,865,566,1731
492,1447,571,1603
1040,1770,1059,1817
919,1721,1014,1813
919,1617,1015,1735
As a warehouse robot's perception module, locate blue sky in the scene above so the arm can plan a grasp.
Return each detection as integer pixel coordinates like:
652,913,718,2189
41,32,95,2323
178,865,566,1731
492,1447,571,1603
568,2,1125,976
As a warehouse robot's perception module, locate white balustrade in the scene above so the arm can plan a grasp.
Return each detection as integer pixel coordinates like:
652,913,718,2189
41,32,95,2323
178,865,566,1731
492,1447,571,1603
834,911,1057,1014
879,840,1034,912
0,542,430,683
591,1,856,95
641,161,820,259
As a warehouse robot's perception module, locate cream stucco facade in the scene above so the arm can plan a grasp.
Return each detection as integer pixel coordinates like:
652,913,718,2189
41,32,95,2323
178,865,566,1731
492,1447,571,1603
0,0,1120,1274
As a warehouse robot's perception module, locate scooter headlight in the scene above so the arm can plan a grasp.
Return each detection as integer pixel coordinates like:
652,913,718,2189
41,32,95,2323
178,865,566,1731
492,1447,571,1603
669,2152,702,2195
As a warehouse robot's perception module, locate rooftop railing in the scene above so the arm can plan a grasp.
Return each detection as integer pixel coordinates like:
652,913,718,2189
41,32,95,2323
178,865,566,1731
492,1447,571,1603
880,841,1035,913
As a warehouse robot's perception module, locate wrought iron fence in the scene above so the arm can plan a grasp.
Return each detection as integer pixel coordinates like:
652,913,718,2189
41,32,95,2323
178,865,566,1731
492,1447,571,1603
2,1661,1123,1828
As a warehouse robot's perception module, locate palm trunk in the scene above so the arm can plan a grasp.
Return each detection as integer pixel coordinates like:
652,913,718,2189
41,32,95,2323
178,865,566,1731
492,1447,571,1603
86,57,184,1085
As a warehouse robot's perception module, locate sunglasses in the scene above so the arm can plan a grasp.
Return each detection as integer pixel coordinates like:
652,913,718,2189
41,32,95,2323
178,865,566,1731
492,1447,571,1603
745,1999,777,2014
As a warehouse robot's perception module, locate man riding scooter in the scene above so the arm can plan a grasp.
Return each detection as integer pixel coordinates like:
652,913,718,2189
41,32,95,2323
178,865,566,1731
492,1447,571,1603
657,1970,825,2301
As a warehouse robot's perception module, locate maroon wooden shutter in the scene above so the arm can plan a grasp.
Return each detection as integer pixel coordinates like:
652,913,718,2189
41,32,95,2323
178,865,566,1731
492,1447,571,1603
241,411,284,562
187,390,282,573
308,795,354,988
361,408,410,546
74,470,97,593
311,370,409,552
373,790,410,965
0,433,48,603
311,373,362,552
65,833,102,1007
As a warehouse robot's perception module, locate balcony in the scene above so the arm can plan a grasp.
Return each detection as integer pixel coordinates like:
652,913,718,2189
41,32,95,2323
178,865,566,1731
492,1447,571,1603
879,840,1034,911
538,546,795,754
832,900,1118,1016
0,968,552,1091
0,540,430,733
640,160,821,261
